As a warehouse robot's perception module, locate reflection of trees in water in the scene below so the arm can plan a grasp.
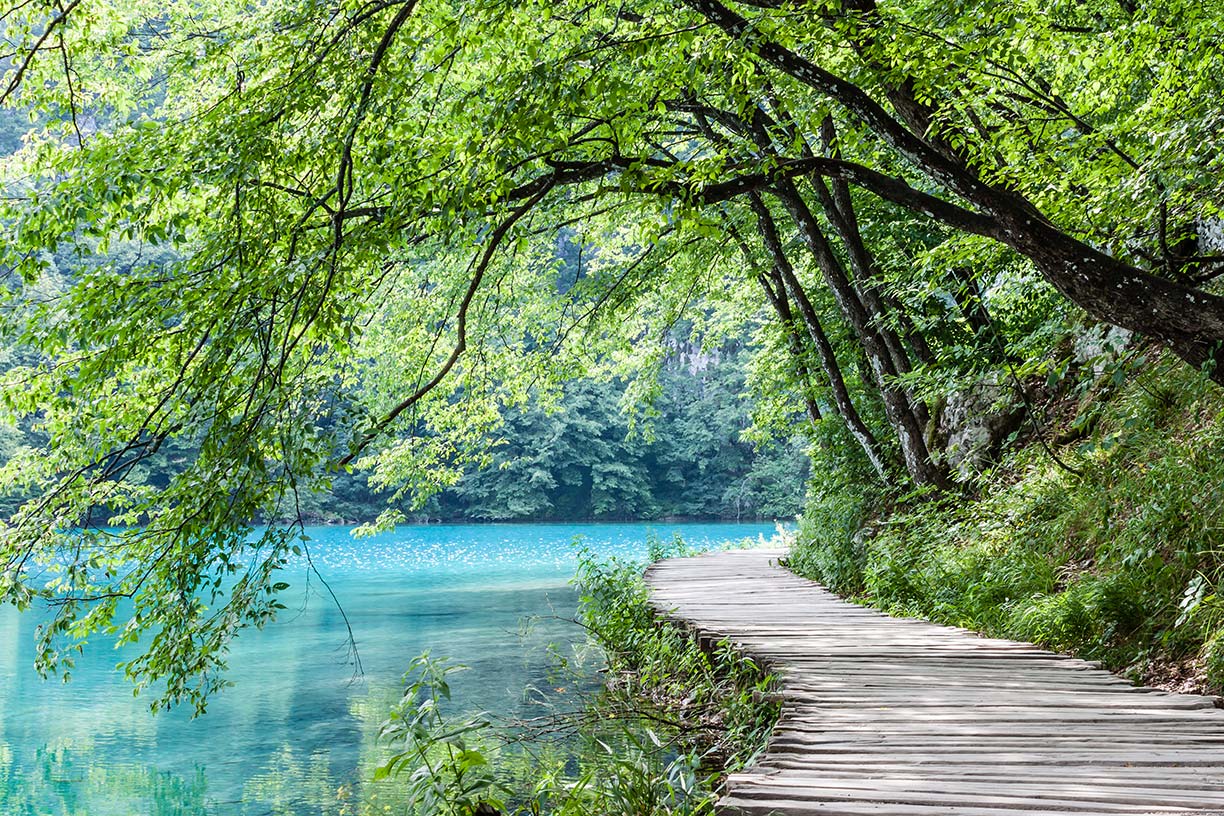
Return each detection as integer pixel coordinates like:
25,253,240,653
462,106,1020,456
0,742,209,815
243,744,350,815
0,554,658,814
0,736,408,815
0,613,670,815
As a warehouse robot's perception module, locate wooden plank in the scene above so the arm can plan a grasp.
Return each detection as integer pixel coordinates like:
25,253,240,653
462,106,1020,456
728,769,1224,791
717,796,1194,815
644,548,1224,816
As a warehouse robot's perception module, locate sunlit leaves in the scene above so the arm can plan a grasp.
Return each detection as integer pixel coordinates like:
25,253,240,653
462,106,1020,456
2,0,1221,708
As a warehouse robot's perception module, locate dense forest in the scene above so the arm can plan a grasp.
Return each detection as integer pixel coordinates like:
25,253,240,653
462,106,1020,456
417,362,810,523
3,0,1224,711
0,348,810,524
0,187,808,524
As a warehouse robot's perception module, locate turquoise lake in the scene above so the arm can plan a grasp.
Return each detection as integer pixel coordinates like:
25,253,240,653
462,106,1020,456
0,522,783,815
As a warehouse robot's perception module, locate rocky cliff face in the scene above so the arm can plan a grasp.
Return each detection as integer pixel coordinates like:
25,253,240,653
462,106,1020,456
1200,218,1224,257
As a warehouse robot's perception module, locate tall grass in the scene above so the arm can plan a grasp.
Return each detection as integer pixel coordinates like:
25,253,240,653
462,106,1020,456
790,355,1224,689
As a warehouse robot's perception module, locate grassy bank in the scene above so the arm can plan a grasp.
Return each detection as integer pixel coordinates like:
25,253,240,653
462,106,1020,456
789,353,1224,692
574,545,780,778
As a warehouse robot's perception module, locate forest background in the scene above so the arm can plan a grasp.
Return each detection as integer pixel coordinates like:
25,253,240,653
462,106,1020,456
0,103,807,525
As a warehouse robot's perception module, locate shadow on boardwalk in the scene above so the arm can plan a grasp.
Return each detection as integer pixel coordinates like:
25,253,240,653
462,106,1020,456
646,548,1224,816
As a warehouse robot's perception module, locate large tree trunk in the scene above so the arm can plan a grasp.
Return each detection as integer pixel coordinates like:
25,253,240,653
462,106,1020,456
758,187,950,488
753,276,825,428
750,203,893,481
804,171,933,431
739,103,940,434
815,116,940,376
684,0,1224,383
747,103,934,421
727,224,824,427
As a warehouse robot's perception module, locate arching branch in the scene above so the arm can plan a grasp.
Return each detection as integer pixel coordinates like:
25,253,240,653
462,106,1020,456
1,0,81,105
338,180,555,466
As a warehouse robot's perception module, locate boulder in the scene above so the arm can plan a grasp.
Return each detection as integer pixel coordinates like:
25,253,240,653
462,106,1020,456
1072,323,1133,379
936,372,1025,481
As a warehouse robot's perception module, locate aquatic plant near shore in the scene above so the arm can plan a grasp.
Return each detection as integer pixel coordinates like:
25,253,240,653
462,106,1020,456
374,542,780,815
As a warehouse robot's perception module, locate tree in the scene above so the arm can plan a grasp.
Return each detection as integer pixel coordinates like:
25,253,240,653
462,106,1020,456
445,380,657,520
680,0,1224,374
2,0,1222,707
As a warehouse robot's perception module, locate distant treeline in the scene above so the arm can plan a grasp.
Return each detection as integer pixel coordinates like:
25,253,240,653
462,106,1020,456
0,344,807,525
0,183,806,525
314,353,809,523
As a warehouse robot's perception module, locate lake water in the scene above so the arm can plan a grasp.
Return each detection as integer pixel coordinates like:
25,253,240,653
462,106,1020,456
0,522,782,815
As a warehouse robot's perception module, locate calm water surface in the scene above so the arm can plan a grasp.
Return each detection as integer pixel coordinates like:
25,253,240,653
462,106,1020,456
0,522,781,815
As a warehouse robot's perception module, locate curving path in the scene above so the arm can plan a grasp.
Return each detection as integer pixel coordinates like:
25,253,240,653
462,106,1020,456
645,548,1224,816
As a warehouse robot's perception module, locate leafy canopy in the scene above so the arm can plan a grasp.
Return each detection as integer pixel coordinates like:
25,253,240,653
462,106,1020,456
3,0,1224,709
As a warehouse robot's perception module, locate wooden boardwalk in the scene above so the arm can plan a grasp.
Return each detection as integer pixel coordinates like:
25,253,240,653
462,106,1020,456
645,548,1224,816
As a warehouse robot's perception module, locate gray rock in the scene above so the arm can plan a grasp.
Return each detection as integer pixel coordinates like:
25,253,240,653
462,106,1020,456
937,372,1024,481
1199,217,1224,256
1073,323,1132,378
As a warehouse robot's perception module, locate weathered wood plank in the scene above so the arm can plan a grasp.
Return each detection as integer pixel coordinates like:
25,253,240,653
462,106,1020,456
644,548,1224,816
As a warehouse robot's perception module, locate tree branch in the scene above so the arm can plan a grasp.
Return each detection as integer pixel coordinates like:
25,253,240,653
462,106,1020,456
338,180,555,466
2,0,82,105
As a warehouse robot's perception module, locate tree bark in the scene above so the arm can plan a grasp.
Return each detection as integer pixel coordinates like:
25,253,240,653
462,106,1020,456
750,200,893,481
805,168,933,431
757,187,949,488
755,273,825,428
816,116,939,376
725,222,824,427
737,104,938,442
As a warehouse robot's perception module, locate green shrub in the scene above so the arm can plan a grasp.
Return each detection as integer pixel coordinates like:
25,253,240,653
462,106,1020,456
573,549,779,770
787,476,874,595
374,543,780,815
